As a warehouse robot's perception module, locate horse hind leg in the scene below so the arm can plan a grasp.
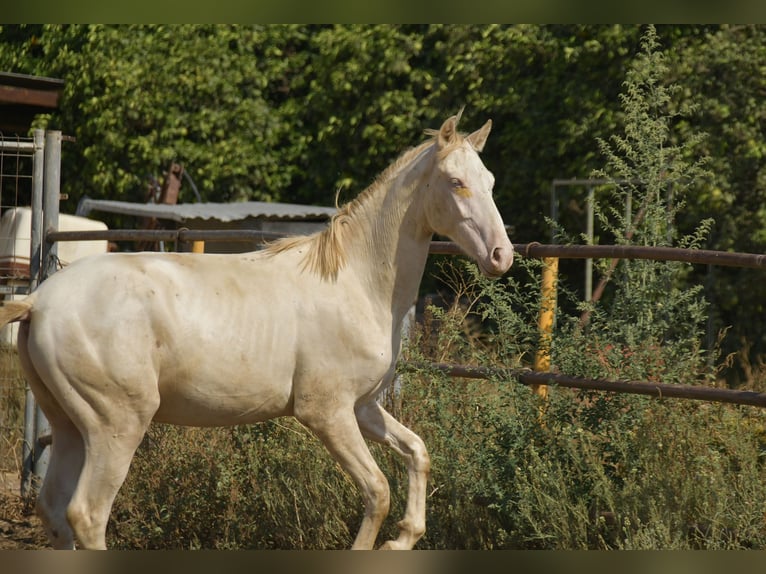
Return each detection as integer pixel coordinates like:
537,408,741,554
32,407,148,550
63,380,159,550
19,329,158,548
16,324,81,549
19,370,152,549
36,421,84,549
65,422,151,550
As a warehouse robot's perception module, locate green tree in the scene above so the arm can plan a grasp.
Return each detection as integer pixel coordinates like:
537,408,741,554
0,25,299,210
666,25,766,373
273,24,437,206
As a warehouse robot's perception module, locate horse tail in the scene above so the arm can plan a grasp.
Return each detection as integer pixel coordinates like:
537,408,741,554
0,296,35,327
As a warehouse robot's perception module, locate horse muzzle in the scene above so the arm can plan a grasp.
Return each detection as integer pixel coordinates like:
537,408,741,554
480,242,514,278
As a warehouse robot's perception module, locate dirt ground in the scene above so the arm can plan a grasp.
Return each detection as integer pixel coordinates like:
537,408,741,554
0,471,49,549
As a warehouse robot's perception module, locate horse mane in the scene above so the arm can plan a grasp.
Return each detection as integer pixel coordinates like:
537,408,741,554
264,125,470,282
263,202,353,282
262,139,431,282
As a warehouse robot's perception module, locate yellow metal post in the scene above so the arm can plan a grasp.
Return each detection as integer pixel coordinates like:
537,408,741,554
192,241,205,254
533,257,558,399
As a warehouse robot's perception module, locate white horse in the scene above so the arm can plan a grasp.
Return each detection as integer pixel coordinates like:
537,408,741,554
0,112,513,550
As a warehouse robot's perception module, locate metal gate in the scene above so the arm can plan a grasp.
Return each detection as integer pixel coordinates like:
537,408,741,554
0,129,62,496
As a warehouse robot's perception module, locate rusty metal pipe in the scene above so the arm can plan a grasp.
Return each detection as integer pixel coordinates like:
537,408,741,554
47,229,287,244
514,243,766,270
46,232,766,270
413,362,766,408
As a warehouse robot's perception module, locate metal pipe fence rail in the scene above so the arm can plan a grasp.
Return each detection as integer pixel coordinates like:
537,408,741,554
406,363,766,409
511,242,766,270
433,241,766,269
44,230,766,270
47,228,287,245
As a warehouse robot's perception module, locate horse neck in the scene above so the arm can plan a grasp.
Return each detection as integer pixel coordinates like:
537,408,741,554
345,150,434,322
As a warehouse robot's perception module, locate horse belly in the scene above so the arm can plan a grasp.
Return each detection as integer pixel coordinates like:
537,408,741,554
153,356,295,426
153,386,292,426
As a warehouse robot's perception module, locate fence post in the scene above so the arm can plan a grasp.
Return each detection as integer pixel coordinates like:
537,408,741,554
42,131,61,280
532,257,558,399
35,130,62,486
21,130,61,496
192,241,205,253
21,129,46,498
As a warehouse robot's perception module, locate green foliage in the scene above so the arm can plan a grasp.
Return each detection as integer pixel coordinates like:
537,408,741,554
593,25,711,248
0,24,640,230
558,26,713,384
473,379,766,549
44,25,292,205
664,25,766,373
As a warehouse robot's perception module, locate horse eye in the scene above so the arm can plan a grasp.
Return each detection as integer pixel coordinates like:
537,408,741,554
450,178,464,188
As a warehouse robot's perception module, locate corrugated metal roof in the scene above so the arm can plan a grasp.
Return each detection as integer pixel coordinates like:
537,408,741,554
77,198,337,223
0,72,65,91
0,72,64,133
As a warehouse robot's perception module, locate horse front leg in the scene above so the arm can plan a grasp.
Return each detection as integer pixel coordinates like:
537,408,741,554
295,403,390,549
356,401,431,550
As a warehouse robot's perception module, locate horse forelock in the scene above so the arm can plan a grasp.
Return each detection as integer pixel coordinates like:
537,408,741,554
424,127,475,160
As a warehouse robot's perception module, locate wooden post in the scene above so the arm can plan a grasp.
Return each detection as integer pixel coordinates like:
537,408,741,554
532,257,558,399
192,240,205,254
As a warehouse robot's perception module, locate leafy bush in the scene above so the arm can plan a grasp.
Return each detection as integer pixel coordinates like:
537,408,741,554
109,420,364,549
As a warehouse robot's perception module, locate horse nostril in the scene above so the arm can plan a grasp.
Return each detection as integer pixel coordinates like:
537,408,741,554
491,245,514,271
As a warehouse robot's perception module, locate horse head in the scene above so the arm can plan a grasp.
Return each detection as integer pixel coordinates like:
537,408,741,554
422,112,514,278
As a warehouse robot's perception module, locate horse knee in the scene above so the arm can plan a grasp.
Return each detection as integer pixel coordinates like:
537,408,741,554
390,517,426,547
66,502,107,550
366,469,391,520
410,437,431,475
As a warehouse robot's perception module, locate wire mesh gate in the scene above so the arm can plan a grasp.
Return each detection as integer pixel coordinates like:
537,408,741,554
0,129,62,497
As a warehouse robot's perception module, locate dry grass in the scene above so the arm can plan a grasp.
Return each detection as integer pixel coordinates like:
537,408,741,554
0,346,26,478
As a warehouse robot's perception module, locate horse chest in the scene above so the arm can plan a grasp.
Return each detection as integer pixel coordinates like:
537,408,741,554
291,319,398,402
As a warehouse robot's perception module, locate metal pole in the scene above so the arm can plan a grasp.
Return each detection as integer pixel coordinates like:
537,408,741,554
532,257,558,399
30,129,45,290
550,181,558,244
585,186,594,302
21,129,45,498
417,362,766,409
31,130,62,490
42,131,61,279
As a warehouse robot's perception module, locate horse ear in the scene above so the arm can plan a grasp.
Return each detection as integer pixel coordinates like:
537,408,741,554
466,119,492,152
437,114,460,149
